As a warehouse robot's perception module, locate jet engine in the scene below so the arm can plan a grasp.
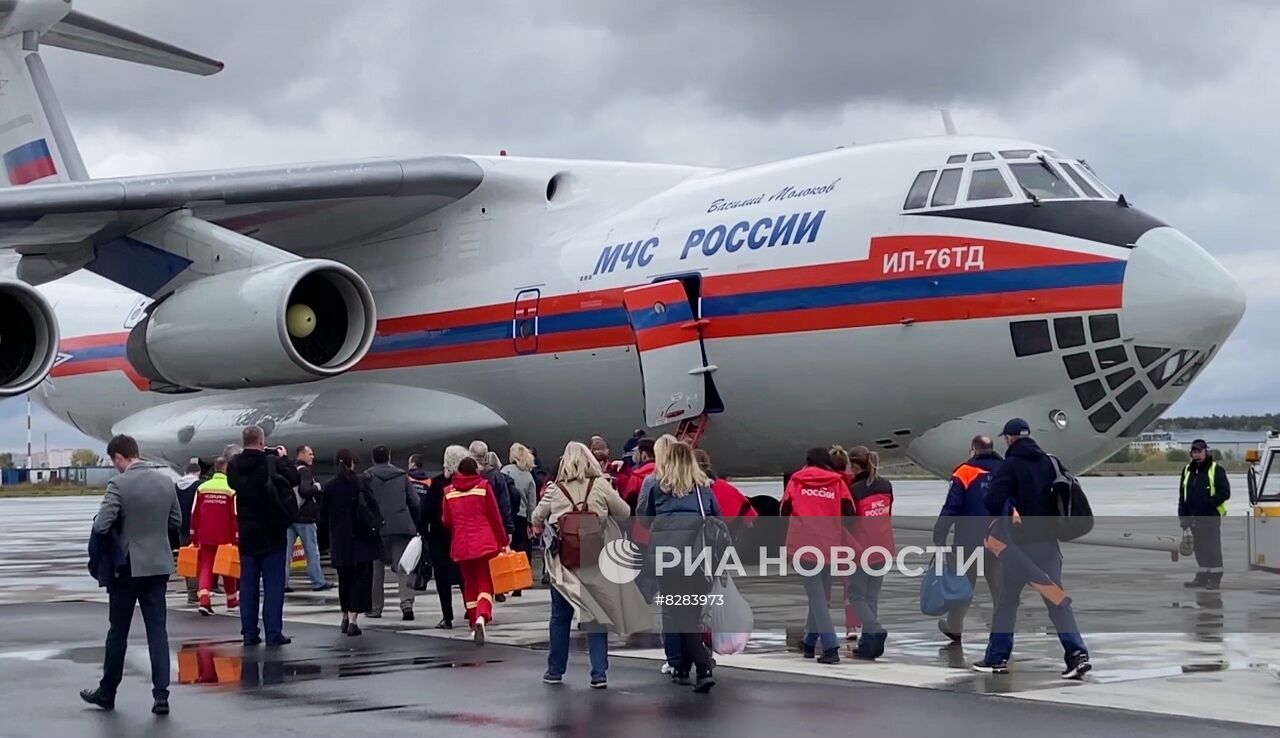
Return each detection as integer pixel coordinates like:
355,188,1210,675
0,278,59,397
128,260,376,390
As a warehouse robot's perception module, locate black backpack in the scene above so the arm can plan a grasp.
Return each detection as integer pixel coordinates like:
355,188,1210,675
1048,455,1093,541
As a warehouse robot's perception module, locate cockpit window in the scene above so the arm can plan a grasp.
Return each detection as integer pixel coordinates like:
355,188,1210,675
1075,160,1118,198
946,154,967,164
931,168,962,207
999,149,1036,160
903,170,936,210
1010,161,1079,200
966,168,1012,201
972,152,995,161
1062,163,1101,197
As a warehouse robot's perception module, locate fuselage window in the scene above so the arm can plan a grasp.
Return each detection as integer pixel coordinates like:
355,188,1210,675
1010,320,1052,357
947,154,967,164
1009,162,1079,200
966,168,1012,201
1062,163,1102,198
903,170,937,210
972,152,995,161
931,167,962,207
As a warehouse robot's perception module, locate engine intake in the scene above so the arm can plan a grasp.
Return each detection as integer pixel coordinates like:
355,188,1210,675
0,278,59,397
128,260,376,390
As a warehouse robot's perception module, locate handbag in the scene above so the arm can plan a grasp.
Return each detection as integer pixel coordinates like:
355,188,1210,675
411,553,433,591
919,555,973,616
695,487,733,573
399,535,424,575
707,575,753,655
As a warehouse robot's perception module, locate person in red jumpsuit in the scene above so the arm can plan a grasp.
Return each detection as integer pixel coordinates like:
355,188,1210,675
442,456,509,644
190,456,239,615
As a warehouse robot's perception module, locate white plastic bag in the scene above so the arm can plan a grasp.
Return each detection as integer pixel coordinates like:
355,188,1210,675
708,576,752,655
399,535,423,575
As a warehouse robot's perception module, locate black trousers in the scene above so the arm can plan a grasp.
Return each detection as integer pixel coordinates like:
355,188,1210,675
660,572,714,678
337,563,374,614
101,573,170,700
1192,516,1224,571
431,551,464,623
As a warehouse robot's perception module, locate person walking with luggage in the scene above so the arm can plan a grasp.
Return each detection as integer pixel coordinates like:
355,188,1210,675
80,435,183,716
933,435,1003,642
1179,439,1230,590
323,449,382,636
781,447,855,665
191,456,239,616
285,445,332,593
425,446,469,629
846,446,895,661
646,439,722,692
363,445,421,620
228,426,300,647
501,443,539,597
442,456,509,644
174,460,203,605
972,419,1090,679
531,441,631,688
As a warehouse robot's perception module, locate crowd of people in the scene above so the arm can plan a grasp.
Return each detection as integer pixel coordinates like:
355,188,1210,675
82,416,1110,713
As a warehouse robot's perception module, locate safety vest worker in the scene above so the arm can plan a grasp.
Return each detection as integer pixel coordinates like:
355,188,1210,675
1178,439,1230,590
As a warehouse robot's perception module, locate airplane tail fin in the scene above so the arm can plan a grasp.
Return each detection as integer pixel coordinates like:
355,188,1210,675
0,4,222,186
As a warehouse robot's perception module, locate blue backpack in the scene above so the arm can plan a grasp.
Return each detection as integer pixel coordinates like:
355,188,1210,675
919,556,974,616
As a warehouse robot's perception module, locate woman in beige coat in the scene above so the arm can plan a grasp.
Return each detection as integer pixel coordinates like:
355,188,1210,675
531,441,631,688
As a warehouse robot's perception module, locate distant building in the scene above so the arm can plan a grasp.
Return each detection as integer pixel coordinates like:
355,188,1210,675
1129,429,1264,458
1131,432,1178,453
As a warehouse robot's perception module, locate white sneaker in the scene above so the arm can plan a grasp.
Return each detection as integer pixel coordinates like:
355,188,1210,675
473,617,486,645
660,662,674,675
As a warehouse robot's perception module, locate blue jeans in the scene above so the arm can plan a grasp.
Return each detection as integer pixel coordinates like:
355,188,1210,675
984,541,1087,663
847,569,885,635
546,588,608,681
801,568,838,653
285,523,326,589
241,546,287,642
663,631,681,665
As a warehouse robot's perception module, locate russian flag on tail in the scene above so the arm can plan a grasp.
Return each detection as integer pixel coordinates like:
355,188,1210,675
4,139,57,185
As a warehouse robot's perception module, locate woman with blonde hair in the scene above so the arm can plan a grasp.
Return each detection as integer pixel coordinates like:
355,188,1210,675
501,443,539,598
846,445,895,661
530,441,630,688
644,438,721,693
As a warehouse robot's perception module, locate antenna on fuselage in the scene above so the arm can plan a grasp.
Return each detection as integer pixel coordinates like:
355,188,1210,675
939,108,957,135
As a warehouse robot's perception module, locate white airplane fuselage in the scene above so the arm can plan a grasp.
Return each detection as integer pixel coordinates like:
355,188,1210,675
33,135,1246,476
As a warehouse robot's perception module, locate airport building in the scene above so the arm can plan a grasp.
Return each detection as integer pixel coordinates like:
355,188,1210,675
1129,429,1265,458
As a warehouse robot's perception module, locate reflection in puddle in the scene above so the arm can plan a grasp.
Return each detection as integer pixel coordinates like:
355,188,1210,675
175,641,504,689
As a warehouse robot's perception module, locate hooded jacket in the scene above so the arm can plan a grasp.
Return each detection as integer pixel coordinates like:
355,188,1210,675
622,460,655,512
441,471,508,562
933,451,1002,548
985,437,1059,544
780,466,855,558
229,449,300,556
849,471,895,565
363,463,421,538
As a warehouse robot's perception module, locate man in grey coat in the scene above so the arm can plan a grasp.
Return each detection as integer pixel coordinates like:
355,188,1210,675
364,445,421,619
81,434,182,716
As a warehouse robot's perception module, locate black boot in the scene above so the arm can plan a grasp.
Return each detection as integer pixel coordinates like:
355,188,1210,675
79,689,114,711
1206,572,1222,590
1183,572,1209,589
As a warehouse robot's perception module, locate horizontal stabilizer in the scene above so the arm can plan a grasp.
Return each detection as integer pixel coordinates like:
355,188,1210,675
41,10,222,75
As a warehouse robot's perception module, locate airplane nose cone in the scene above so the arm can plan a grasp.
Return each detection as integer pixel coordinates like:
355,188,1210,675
1122,227,1245,348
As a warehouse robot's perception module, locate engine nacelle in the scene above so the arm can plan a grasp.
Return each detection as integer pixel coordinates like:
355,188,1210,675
128,260,376,390
0,277,59,397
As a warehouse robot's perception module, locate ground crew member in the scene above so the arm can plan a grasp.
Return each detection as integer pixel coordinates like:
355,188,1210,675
191,456,239,615
933,435,1003,642
1179,439,1230,590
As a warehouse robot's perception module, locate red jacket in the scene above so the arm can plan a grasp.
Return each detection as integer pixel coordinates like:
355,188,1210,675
190,473,238,547
850,472,896,565
442,472,508,562
711,478,757,520
622,461,655,511
782,466,853,558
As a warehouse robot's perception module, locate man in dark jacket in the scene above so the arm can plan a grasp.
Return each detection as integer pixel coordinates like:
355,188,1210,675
469,440,514,534
364,445,421,620
173,460,203,604
285,445,332,592
973,419,1090,679
229,426,300,647
933,435,1002,642
1179,439,1231,589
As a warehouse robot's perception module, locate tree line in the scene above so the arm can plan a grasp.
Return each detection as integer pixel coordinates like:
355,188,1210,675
1151,414,1280,432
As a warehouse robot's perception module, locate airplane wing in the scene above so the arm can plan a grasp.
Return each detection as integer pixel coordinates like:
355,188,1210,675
0,155,485,285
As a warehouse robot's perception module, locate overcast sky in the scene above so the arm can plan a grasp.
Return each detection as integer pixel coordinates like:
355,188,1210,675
2,0,1277,451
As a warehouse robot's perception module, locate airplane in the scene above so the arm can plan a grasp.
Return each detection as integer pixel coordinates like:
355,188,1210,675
0,1,1247,477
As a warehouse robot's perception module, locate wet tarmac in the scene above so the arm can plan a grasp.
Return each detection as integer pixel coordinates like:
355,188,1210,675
1,602,1274,738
